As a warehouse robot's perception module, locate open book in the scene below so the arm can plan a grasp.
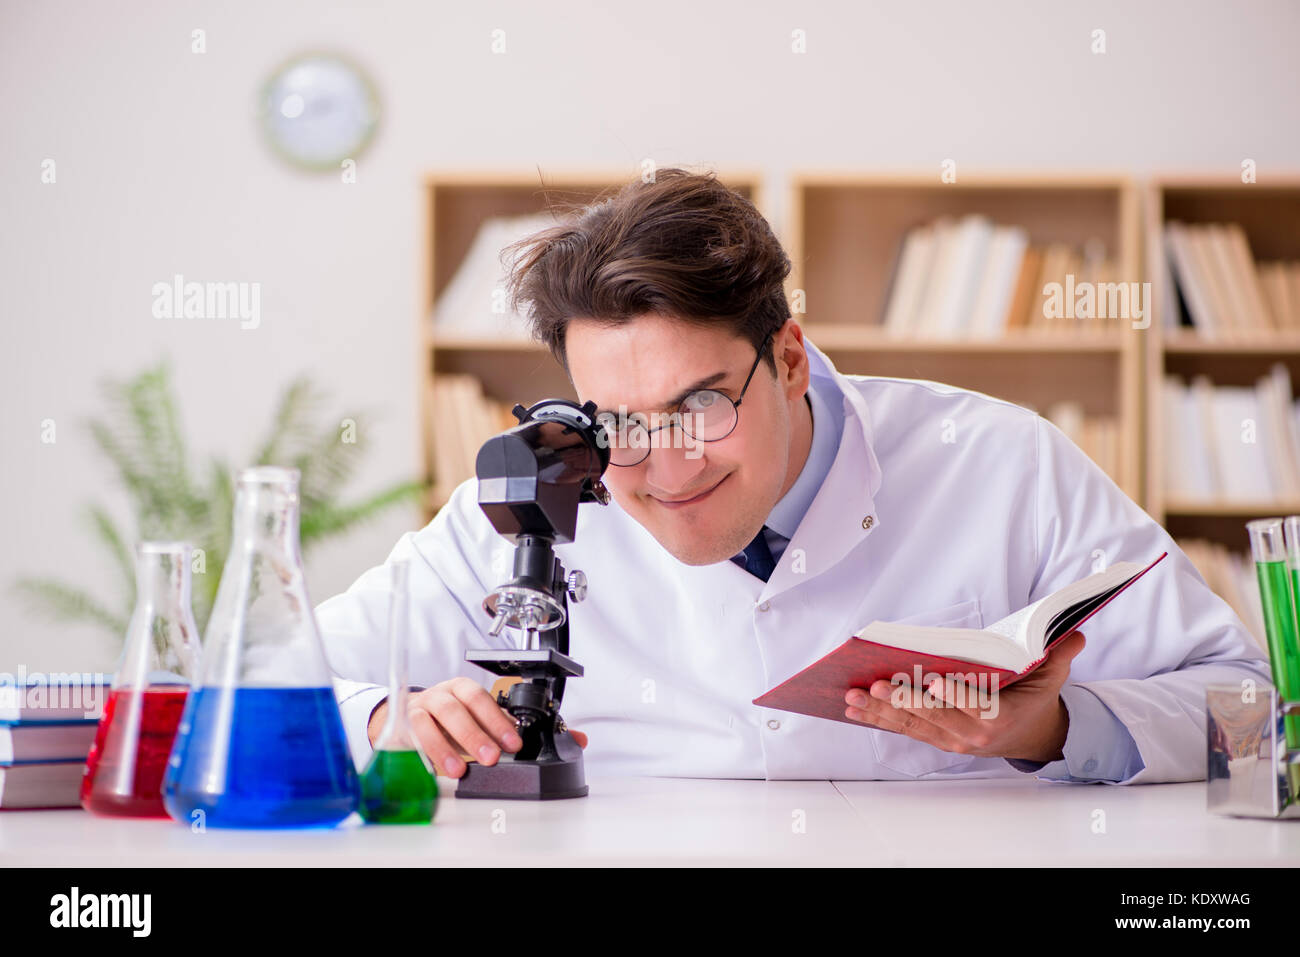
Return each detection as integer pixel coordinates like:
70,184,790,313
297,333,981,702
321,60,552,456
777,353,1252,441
752,552,1166,726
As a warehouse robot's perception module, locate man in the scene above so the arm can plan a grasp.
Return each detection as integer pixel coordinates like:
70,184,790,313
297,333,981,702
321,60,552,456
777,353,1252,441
317,168,1271,784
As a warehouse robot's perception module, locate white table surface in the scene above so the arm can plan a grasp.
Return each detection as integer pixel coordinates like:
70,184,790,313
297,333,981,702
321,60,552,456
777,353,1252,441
2,775,1297,866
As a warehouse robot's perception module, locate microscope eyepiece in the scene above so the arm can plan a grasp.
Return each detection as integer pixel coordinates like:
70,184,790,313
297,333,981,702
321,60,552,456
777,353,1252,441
475,398,610,544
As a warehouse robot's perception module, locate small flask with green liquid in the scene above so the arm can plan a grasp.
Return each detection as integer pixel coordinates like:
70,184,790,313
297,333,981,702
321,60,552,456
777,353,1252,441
359,559,438,824
1247,518,1300,801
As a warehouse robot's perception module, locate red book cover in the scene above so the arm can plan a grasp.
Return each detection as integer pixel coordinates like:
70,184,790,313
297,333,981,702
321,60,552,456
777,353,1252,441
752,552,1167,727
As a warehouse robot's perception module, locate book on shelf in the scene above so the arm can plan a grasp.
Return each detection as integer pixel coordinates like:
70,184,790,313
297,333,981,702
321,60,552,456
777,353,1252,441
428,373,518,498
916,215,993,337
1164,220,1300,335
753,554,1166,726
967,224,1028,338
1035,244,1073,333
1177,538,1267,653
1165,222,1221,334
880,214,1119,339
882,223,937,336
1161,364,1300,503
1257,261,1300,330
1042,401,1120,486
1004,247,1043,332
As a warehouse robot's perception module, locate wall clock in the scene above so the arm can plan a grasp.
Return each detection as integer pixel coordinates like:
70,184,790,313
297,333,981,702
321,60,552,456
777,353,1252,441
259,52,380,171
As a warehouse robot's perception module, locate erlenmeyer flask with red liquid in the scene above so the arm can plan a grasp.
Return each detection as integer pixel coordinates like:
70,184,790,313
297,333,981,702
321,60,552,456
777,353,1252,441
81,542,201,817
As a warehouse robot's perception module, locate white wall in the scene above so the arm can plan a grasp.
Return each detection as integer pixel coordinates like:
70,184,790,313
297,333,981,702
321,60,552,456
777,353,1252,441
2,0,1297,673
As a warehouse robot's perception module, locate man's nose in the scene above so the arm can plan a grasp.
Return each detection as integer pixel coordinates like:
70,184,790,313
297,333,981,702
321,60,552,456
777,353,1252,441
643,432,707,490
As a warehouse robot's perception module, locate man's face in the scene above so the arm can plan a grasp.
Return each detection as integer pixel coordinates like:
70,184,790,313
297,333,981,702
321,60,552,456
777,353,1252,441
565,313,808,566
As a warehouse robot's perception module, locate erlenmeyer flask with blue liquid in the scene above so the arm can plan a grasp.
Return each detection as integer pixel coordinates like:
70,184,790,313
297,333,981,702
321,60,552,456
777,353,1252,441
163,466,359,828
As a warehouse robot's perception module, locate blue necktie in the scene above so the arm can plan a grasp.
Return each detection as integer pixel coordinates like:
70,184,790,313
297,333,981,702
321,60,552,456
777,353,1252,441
735,526,776,582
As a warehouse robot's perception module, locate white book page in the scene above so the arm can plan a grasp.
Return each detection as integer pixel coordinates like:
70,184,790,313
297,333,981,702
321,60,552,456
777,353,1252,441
854,621,1033,673
1019,560,1145,655
981,599,1045,650
855,559,1151,674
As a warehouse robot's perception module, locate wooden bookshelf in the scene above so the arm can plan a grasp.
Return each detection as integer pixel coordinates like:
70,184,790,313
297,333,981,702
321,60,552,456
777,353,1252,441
419,168,764,519
786,172,1143,502
416,168,1299,643
419,170,1300,557
1143,177,1300,551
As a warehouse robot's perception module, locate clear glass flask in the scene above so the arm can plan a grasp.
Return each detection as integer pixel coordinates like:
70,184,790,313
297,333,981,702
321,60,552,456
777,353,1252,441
359,560,438,824
163,466,359,828
81,542,201,817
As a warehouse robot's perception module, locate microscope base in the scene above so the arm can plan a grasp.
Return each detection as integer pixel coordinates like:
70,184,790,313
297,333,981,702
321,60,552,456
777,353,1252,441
454,752,589,800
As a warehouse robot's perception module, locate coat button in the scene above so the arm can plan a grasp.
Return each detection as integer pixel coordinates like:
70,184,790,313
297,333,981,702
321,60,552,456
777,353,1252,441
766,719,781,730
758,601,771,612
862,515,874,530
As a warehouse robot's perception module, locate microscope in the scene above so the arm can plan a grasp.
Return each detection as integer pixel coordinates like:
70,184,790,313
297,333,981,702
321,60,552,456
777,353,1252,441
455,397,611,800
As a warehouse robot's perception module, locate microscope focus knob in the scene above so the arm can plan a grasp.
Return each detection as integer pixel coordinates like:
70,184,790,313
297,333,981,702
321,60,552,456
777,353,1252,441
567,570,588,603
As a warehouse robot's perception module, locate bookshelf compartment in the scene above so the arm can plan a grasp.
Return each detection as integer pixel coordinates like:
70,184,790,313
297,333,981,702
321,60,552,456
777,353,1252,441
1160,185,1300,262
432,347,574,408
815,344,1122,419
1145,178,1300,527
794,179,1132,329
789,174,1142,500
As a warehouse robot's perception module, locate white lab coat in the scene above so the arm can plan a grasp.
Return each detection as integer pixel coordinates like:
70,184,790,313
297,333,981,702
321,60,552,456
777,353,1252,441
317,338,1273,784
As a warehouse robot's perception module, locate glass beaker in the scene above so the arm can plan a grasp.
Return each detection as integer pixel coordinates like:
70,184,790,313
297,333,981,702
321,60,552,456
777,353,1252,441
163,466,359,828
359,560,438,824
81,542,201,817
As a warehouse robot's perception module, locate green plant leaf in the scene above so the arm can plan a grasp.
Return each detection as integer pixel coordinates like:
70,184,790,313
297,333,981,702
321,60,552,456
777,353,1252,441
188,456,234,633
300,480,426,545
84,504,136,619
11,578,127,636
86,362,207,536
295,419,368,509
254,376,326,468
17,360,425,646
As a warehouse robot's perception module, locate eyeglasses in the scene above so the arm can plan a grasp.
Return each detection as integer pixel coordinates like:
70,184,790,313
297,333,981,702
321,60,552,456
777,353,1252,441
595,331,774,467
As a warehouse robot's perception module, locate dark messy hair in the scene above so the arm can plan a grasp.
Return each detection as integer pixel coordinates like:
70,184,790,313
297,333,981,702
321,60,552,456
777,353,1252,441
502,168,792,375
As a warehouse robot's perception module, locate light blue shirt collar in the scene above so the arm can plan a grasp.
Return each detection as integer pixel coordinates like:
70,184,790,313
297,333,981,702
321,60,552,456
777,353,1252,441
764,372,843,541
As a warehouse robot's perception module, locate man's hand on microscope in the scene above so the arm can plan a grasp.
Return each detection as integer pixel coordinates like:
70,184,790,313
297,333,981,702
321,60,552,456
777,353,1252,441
367,676,588,778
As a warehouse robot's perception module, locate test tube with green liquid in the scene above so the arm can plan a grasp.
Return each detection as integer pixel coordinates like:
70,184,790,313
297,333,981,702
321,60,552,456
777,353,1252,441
1246,518,1300,798
359,560,438,824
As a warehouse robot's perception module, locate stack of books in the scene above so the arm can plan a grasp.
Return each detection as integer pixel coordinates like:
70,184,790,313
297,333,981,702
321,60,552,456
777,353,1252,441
1164,221,1300,335
1161,364,1300,503
426,374,520,497
0,675,109,810
881,215,1120,338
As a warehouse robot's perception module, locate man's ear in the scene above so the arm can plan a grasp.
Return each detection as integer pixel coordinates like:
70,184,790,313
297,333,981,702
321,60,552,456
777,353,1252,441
774,318,810,400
